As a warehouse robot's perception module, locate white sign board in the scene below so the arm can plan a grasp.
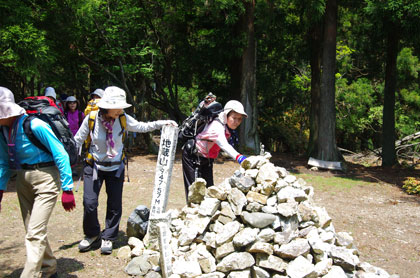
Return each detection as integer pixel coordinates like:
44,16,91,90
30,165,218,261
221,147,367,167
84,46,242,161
149,125,178,217
158,222,173,277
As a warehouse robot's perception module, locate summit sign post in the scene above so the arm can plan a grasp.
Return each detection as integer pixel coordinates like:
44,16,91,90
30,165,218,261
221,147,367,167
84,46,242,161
145,124,178,268
149,124,178,217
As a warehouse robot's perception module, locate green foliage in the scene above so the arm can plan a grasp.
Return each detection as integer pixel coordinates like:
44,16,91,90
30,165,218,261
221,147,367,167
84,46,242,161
336,42,355,75
395,48,420,139
174,86,200,116
0,23,51,76
402,177,420,195
397,47,420,88
336,77,383,151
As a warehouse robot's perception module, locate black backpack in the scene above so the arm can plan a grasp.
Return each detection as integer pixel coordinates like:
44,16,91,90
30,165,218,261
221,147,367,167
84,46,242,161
178,101,223,146
18,96,78,166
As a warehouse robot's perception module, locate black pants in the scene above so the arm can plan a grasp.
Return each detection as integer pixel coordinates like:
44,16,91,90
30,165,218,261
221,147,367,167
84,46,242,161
82,163,124,241
182,148,214,201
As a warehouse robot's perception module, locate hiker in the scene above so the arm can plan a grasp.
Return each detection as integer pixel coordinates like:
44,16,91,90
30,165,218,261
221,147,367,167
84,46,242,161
74,86,177,255
60,93,69,110
44,86,64,114
64,96,84,136
84,88,104,116
181,100,248,200
197,92,217,110
0,86,75,278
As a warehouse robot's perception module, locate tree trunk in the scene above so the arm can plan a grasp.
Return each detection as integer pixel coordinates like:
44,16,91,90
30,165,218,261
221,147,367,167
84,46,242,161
316,0,342,162
381,21,399,166
307,21,323,157
239,0,259,154
229,58,242,101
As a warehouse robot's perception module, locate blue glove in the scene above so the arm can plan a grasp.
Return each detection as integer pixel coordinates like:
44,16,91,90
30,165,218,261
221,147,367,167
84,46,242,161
236,154,246,164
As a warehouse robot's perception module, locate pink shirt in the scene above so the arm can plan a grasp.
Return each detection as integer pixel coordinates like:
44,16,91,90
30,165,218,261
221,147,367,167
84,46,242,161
66,110,84,136
195,120,239,159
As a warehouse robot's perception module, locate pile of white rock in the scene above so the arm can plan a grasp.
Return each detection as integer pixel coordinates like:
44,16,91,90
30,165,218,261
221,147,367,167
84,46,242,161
121,153,398,278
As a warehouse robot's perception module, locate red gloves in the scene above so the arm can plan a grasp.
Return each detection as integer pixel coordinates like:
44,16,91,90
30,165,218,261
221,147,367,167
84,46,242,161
62,191,76,211
0,190,3,212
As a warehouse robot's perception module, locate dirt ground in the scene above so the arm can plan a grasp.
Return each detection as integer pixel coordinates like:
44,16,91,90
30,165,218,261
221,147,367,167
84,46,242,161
0,152,419,278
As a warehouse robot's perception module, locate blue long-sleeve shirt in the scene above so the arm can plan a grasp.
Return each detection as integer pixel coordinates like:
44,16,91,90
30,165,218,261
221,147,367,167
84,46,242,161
0,114,73,191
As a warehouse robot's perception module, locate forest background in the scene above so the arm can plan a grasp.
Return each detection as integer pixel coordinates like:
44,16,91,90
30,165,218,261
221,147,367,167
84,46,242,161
1,0,420,166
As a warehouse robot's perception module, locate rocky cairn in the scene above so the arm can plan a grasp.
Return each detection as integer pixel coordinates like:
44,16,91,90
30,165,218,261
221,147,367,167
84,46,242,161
121,153,397,278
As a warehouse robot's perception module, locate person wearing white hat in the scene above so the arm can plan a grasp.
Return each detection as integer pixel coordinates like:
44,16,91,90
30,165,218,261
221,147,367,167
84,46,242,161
74,86,177,254
44,86,64,114
84,88,104,116
182,99,248,200
0,86,75,278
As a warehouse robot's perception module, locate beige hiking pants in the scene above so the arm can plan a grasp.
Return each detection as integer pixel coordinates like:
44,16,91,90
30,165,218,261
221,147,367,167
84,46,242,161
16,166,60,278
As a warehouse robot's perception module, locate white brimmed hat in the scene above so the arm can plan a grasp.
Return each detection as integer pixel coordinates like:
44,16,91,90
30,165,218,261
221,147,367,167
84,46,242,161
66,96,77,102
97,86,132,109
91,88,104,98
0,87,25,119
224,100,248,118
44,87,57,100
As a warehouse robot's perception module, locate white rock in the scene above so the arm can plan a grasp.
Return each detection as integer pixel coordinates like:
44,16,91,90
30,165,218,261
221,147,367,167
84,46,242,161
216,252,255,272
233,227,259,247
216,221,241,246
199,198,221,216
257,228,275,242
256,163,279,184
128,237,144,249
215,241,235,260
284,175,297,184
286,256,316,278
227,269,251,278
172,259,202,277
252,266,270,278
322,265,347,278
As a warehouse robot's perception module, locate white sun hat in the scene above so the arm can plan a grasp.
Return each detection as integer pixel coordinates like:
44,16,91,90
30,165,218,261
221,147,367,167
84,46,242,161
97,86,132,109
44,87,57,100
0,87,26,119
224,100,248,118
90,88,104,98
66,96,77,102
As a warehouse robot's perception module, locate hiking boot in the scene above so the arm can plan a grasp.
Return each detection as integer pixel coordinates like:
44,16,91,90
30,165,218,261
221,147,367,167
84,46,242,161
78,235,100,252
101,239,113,255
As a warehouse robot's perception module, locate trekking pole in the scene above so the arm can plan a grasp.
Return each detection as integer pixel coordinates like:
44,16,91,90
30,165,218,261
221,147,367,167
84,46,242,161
75,175,82,192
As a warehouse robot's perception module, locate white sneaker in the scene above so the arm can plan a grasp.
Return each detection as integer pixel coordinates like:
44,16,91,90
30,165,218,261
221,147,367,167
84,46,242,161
101,239,113,255
78,235,100,252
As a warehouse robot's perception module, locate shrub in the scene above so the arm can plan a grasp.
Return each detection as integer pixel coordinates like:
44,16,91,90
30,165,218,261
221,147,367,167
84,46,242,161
402,177,420,195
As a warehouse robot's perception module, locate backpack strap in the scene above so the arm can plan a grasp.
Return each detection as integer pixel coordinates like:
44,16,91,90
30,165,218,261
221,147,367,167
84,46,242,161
118,113,127,162
118,113,129,182
22,115,51,154
119,113,127,142
84,111,98,165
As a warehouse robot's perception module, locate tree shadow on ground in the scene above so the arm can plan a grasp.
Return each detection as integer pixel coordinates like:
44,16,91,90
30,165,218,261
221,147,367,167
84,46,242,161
3,258,83,278
58,231,127,251
0,241,22,277
113,231,128,249
55,257,84,278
